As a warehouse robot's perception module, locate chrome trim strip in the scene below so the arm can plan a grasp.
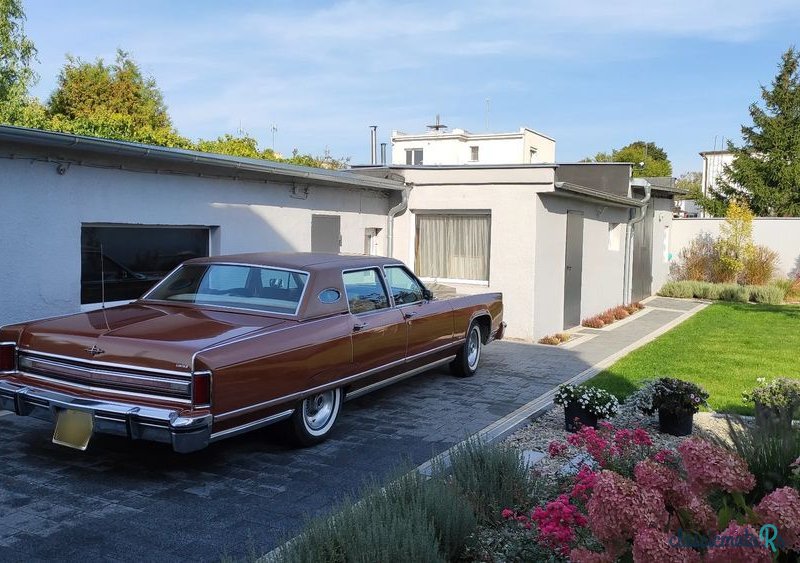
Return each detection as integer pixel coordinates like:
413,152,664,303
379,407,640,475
209,409,294,441
18,356,191,395
18,372,192,405
345,355,455,401
213,340,463,420
18,349,189,377
140,263,311,317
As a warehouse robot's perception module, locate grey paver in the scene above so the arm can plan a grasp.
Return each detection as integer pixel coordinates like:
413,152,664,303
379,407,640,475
0,303,697,561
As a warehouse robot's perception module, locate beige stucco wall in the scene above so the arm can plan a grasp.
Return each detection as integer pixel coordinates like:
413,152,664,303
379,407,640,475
670,218,800,280
533,194,629,338
392,166,555,340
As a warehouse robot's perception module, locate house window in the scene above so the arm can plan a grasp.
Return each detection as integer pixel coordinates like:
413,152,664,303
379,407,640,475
470,146,479,162
405,148,423,165
81,225,209,304
415,213,490,282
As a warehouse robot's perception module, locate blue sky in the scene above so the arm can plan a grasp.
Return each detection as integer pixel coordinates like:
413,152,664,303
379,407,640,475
22,0,800,174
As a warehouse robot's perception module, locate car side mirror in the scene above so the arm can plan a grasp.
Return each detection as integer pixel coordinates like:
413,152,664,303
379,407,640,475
422,288,434,301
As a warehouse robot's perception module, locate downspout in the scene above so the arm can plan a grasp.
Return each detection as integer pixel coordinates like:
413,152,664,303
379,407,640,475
387,184,412,257
623,181,652,304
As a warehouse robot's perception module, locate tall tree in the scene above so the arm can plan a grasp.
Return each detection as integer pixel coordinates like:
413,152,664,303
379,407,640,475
46,50,191,147
705,47,800,216
587,140,672,177
0,0,45,126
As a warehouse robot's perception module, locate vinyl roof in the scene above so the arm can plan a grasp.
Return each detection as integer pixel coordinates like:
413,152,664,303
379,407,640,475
0,125,406,192
186,252,403,271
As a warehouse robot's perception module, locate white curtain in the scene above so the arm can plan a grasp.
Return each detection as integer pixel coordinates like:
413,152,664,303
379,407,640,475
415,214,490,281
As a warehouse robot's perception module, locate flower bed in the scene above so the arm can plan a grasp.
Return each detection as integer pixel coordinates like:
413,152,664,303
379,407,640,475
581,302,645,329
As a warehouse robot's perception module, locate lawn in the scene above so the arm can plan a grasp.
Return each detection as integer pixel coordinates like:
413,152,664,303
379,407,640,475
587,302,800,415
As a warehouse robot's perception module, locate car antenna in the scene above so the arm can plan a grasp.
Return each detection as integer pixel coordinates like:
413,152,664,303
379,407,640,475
100,243,110,331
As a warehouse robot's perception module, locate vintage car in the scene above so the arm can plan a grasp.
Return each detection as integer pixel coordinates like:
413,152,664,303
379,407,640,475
0,253,504,453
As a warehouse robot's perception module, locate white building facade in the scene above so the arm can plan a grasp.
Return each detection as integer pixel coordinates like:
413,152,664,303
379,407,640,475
679,150,734,217
391,127,556,167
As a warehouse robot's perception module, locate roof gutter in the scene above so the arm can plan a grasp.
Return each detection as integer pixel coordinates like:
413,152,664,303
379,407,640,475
387,184,413,256
623,180,652,304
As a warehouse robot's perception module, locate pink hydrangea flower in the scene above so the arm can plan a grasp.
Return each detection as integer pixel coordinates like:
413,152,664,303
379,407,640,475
586,470,668,545
653,448,677,464
531,494,588,554
677,438,755,494
570,465,599,502
703,522,772,563
632,528,702,562
569,547,618,563
501,508,515,519
548,440,568,457
755,486,800,550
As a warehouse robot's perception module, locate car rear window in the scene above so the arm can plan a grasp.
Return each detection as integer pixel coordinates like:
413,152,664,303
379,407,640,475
143,264,308,315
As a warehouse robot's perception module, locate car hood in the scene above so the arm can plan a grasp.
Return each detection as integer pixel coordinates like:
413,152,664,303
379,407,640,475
16,302,293,372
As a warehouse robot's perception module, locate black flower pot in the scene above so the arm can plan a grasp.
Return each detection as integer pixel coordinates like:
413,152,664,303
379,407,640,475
658,408,693,436
564,401,598,432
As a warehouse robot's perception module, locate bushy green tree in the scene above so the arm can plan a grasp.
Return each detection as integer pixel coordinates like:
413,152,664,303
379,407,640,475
714,199,756,282
587,140,672,177
703,47,800,216
0,0,46,126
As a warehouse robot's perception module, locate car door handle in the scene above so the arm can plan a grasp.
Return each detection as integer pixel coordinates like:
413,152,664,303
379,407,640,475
403,311,417,319
353,321,368,332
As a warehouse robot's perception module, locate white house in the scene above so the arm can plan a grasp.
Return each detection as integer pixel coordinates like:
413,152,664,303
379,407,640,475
679,150,734,217
391,125,556,166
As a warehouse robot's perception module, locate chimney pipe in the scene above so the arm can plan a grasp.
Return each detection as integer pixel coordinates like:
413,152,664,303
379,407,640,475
369,125,378,165
380,143,387,165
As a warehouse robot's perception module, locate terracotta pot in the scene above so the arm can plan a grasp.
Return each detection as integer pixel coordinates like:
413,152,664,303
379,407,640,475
658,408,693,436
564,401,598,432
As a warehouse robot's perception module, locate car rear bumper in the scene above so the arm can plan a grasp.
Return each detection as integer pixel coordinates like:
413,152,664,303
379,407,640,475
491,321,507,342
0,379,211,453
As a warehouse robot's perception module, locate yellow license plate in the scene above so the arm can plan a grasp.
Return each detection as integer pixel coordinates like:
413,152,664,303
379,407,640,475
53,409,94,451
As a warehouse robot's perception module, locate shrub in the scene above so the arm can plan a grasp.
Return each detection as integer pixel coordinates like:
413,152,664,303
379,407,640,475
633,377,709,415
658,281,694,298
671,232,717,281
447,437,534,522
611,306,629,320
748,284,785,305
742,377,800,416
741,245,779,285
717,284,749,302
555,332,571,343
581,316,605,329
538,335,561,345
598,310,616,325
632,301,645,310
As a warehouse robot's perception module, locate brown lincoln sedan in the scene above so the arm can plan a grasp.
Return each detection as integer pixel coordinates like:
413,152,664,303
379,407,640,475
0,253,504,453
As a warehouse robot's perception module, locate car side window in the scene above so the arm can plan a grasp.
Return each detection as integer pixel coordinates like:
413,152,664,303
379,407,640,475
384,266,424,305
342,269,390,314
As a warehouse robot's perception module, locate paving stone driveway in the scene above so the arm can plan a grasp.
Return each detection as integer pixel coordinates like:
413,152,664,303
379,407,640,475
0,298,697,562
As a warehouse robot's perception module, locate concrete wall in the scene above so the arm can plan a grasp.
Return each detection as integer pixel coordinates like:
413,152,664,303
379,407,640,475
391,166,554,340
533,194,629,338
670,218,800,279
0,157,391,325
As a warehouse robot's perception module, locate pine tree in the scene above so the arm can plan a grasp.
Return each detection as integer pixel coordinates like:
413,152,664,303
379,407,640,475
707,47,800,216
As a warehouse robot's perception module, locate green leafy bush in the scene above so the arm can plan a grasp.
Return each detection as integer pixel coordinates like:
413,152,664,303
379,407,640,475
633,377,709,415
657,281,694,298
747,284,785,305
718,284,749,302
447,437,534,521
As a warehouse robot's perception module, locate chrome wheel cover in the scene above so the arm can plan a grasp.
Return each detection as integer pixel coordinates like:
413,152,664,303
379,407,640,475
303,390,337,431
467,326,481,370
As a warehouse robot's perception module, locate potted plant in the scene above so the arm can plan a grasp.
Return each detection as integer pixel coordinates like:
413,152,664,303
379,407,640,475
634,378,708,436
554,384,619,432
742,377,800,429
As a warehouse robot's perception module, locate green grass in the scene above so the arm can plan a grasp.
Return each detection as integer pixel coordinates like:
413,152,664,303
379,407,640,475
587,302,800,415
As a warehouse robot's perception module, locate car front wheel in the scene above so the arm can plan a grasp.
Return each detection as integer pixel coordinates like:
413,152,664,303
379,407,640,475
290,387,343,446
451,322,482,377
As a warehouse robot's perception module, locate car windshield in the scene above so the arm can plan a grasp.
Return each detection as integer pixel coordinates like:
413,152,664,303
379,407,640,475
143,264,308,315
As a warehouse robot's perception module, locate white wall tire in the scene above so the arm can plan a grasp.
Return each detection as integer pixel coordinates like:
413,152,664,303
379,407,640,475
290,387,343,446
450,322,482,378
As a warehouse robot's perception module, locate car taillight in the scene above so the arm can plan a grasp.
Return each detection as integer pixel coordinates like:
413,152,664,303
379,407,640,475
0,343,16,372
192,372,211,406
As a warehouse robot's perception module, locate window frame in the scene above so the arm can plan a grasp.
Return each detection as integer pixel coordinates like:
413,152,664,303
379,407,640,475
140,262,311,317
382,265,426,307
340,267,392,316
469,145,479,162
413,211,492,285
405,148,423,166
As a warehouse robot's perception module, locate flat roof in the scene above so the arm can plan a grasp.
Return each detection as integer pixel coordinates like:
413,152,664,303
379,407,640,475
0,125,406,192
